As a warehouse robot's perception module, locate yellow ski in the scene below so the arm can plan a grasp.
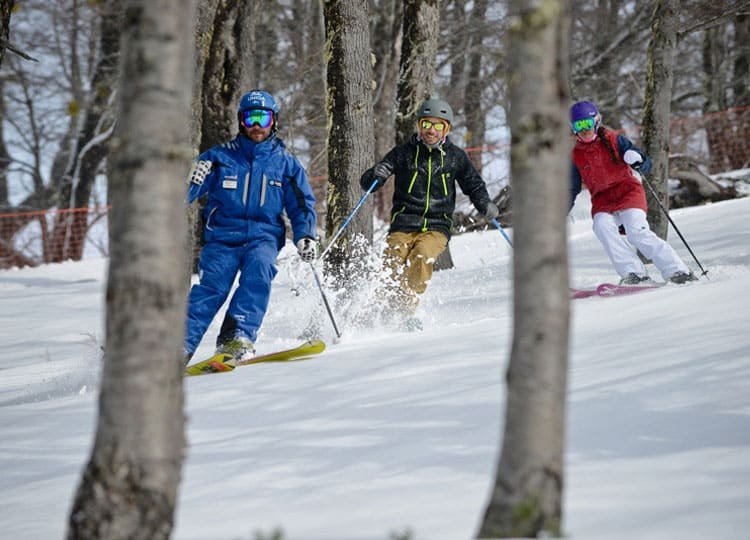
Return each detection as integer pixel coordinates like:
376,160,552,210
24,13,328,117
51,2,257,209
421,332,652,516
185,339,326,377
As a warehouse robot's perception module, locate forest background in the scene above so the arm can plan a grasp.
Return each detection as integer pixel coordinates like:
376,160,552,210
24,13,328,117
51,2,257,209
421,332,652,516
0,0,748,268
1,1,749,538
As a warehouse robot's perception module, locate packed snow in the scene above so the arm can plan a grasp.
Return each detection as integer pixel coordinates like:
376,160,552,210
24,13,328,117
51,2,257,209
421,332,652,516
1,192,749,540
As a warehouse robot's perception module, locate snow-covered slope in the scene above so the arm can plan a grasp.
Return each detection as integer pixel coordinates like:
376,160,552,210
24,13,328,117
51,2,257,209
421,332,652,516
1,196,749,540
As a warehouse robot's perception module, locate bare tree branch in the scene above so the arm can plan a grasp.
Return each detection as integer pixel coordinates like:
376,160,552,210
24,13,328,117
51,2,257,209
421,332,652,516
0,37,38,62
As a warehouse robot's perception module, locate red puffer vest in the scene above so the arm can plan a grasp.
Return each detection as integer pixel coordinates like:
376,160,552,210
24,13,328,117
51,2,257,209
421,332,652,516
572,129,647,215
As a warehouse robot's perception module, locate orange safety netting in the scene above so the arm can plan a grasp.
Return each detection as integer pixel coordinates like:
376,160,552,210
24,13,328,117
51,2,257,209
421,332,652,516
1,107,747,269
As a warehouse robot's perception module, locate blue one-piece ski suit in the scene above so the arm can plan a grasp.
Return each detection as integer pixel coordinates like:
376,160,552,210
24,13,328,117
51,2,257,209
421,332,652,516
184,133,317,355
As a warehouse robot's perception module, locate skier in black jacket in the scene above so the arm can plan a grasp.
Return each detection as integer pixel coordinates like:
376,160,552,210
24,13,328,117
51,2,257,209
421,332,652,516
360,98,498,329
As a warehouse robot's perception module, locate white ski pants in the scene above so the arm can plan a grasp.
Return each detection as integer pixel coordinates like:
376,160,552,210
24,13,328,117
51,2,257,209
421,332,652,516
592,208,689,280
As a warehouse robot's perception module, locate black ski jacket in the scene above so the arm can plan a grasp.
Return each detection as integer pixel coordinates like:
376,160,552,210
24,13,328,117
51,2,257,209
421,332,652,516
360,134,491,239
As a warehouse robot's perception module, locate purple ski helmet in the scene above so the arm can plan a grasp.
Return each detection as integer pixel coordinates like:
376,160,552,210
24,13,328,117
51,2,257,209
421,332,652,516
570,101,599,122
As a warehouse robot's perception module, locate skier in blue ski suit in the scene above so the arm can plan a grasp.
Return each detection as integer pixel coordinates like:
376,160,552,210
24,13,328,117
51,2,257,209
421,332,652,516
184,90,318,364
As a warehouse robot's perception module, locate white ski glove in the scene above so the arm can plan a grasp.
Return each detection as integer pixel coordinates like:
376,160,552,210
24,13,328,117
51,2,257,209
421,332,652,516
187,160,212,186
623,149,643,170
297,237,318,263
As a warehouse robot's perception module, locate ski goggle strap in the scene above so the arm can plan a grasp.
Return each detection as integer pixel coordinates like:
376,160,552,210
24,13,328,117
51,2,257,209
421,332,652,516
242,109,274,129
571,117,596,133
419,119,448,132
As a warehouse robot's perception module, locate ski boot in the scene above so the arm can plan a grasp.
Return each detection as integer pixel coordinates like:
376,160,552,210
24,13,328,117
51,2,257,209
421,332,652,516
216,336,255,362
669,271,698,284
619,273,653,285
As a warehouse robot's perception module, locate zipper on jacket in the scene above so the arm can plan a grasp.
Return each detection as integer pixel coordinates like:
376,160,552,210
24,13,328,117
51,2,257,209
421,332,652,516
260,173,267,206
421,152,433,231
440,152,448,195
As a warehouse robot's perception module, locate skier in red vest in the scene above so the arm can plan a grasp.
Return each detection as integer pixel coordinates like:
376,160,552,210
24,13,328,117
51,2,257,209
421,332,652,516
569,101,696,285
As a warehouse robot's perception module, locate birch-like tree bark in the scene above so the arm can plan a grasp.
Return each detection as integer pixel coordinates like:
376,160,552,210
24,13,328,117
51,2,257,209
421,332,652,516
641,0,677,240
322,0,374,275
49,0,122,262
67,1,195,538
478,1,570,537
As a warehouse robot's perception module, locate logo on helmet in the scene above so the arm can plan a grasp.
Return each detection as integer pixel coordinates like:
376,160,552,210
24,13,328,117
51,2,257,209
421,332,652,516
238,90,280,115
570,101,599,122
570,101,600,138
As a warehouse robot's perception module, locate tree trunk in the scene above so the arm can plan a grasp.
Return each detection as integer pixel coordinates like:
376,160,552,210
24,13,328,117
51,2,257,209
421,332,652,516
395,0,439,144
445,0,467,108
371,0,402,221
463,0,488,174
0,80,9,206
49,0,121,262
732,15,750,171
322,0,374,279
0,0,12,68
67,1,194,538
641,0,677,240
199,0,243,151
701,24,732,174
733,15,750,108
478,1,570,537
592,0,624,125
300,0,327,214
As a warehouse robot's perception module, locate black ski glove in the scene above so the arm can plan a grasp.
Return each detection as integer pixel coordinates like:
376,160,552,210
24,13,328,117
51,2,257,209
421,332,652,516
371,161,393,189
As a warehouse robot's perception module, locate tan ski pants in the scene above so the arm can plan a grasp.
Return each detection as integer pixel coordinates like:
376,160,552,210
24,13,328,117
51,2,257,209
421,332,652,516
381,230,448,312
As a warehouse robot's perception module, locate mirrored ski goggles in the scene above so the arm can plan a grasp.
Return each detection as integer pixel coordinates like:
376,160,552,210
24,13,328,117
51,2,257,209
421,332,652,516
242,109,274,129
419,119,449,132
571,117,596,133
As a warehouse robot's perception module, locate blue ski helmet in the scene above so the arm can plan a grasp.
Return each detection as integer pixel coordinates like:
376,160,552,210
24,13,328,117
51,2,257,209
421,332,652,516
238,90,280,114
570,101,598,122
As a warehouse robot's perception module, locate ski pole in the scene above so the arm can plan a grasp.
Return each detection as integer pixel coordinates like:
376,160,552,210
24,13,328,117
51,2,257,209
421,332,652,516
320,179,379,260
641,175,709,278
309,262,342,339
491,217,513,248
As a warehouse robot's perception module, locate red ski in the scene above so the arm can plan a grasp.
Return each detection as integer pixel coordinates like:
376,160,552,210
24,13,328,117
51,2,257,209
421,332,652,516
571,282,664,299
